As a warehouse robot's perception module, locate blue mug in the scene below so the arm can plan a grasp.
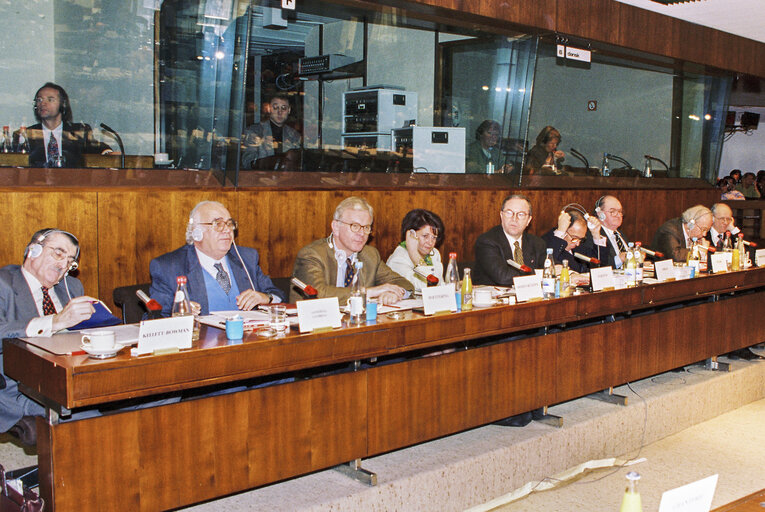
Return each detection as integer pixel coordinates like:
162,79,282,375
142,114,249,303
225,316,244,340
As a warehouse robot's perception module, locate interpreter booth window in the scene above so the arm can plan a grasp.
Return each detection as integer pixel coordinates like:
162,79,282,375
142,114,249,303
525,39,732,182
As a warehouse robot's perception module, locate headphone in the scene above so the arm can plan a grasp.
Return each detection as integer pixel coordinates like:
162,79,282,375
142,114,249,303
595,195,607,221
187,218,205,242
682,206,712,229
25,228,80,274
33,85,70,121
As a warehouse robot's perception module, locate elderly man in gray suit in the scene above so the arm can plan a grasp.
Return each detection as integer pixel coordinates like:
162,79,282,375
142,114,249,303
0,228,96,445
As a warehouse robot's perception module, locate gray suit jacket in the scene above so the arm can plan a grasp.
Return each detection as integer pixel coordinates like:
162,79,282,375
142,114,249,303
0,264,83,431
290,238,413,304
652,217,689,262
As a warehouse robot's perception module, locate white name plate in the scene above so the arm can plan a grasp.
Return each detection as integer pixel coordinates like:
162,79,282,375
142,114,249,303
297,297,342,333
658,473,718,512
421,284,457,315
137,315,194,355
654,259,676,282
709,253,728,274
513,274,543,302
756,248,765,267
589,266,615,292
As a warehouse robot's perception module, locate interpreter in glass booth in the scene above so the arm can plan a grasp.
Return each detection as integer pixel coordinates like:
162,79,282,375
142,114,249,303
241,93,302,170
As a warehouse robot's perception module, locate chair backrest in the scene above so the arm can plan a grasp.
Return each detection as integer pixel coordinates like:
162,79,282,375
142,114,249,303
270,277,293,302
112,283,152,324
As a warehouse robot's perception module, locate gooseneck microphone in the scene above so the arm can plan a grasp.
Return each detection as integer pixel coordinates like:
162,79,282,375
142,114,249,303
136,289,163,312
569,148,590,170
506,258,533,274
100,123,125,169
644,154,669,170
413,267,440,286
634,244,665,259
605,152,634,171
291,277,318,298
573,252,600,265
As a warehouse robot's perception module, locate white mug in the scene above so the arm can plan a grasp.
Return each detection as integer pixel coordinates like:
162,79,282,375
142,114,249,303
82,330,116,351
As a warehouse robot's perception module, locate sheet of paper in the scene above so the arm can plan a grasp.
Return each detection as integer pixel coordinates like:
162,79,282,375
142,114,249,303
658,474,718,512
589,266,615,291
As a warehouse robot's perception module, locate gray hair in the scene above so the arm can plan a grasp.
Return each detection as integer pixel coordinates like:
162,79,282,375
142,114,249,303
681,205,712,226
185,200,227,244
333,196,374,223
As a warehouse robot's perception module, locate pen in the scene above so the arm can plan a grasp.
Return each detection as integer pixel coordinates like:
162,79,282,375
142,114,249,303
68,350,87,356
386,304,401,309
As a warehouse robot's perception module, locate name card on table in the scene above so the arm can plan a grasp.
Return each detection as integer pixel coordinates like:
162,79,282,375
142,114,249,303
658,473,718,512
296,297,342,333
589,266,615,291
513,274,543,302
654,259,676,282
709,253,728,274
756,248,765,267
136,315,193,355
421,284,457,315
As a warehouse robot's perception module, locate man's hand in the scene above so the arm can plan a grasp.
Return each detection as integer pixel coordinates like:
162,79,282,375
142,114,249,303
557,211,572,233
587,215,603,241
190,301,202,316
51,296,97,332
236,289,271,311
366,284,406,305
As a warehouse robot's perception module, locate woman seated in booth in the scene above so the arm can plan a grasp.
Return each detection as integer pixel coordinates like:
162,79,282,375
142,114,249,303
387,209,445,291
524,125,566,175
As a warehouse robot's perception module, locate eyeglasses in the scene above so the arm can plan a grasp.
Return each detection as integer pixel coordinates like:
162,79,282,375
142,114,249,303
34,97,58,104
714,216,733,223
336,220,372,234
565,231,584,243
415,232,437,242
44,245,76,265
605,209,624,217
501,210,530,220
198,218,237,232
271,105,289,112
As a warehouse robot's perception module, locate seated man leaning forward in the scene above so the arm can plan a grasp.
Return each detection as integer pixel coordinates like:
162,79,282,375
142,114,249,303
150,201,284,316
473,194,547,286
0,228,96,445
291,196,414,305
651,204,713,263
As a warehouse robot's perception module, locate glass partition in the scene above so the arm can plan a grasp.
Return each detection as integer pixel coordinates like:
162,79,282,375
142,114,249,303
0,0,734,185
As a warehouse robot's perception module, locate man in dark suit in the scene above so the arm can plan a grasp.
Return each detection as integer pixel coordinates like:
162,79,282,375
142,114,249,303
652,205,713,262
473,194,546,286
0,228,97,445
25,82,113,168
593,195,630,269
149,201,284,316
541,210,597,274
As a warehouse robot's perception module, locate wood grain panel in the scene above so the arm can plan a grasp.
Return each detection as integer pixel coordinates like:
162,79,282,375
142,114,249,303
556,0,621,47
617,3,675,58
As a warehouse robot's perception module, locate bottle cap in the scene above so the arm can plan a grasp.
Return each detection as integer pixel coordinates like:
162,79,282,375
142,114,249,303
176,275,187,284
635,241,642,247
546,248,553,254
449,252,457,259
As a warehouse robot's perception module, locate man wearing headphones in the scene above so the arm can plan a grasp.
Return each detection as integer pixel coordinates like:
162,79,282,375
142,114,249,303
0,228,97,445
594,195,631,268
25,82,114,168
465,120,513,174
149,201,285,316
652,205,714,262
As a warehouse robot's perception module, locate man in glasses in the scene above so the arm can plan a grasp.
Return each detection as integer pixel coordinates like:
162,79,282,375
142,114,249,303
473,194,547,285
241,93,302,169
0,228,97,445
594,195,631,269
541,210,597,274
149,200,284,316
291,196,413,305
652,204,714,262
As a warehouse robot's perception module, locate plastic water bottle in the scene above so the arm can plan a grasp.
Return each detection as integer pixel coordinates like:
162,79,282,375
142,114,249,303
446,252,461,311
625,242,637,287
349,261,365,325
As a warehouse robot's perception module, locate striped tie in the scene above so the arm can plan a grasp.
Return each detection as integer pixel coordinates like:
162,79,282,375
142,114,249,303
615,231,626,253
42,287,57,315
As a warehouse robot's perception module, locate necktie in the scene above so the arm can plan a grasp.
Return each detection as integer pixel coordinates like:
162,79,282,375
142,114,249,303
343,258,355,287
717,234,724,250
214,263,231,294
513,241,524,266
47,135,59,165
615,231,626,253
42,287,57,315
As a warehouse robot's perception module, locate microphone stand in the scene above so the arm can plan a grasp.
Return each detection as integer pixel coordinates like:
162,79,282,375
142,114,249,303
569,147,590,171
606,153,634,171
644,154,669,171
100,123,125,169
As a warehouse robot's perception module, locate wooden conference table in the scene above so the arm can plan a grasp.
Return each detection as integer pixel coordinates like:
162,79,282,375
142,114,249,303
5,268,765,511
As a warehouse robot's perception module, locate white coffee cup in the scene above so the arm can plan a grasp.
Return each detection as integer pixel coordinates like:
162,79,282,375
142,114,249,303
473,288,493,306
82,330,116,351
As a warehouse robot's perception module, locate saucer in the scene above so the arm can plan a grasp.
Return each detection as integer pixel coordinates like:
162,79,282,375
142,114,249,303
154,160,173,165
80,344,121,359
473,301,495,308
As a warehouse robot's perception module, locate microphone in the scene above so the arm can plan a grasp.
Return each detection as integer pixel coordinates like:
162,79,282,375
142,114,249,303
291,277,318,298
569,147,590,170
634,243,664,258
136,289,163,312
506,258,533,274
413,267,440,287
644,154,669,170
100,123,125,169
743,240,757,248
606,152,634,171
573,252,599,265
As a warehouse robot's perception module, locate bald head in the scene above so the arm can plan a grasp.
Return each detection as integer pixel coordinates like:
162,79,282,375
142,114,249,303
597,195,623,231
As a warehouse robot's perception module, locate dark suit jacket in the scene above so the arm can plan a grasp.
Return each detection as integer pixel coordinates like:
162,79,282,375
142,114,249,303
541,229,591,273
0,265,83,431
652,217,689,262
598,227,631,267
149,244,284,316
26,122,111,168
473,225,547,286
290,238,413,304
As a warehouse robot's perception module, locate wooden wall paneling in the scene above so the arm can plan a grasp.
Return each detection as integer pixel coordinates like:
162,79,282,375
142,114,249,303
673,22,719,70
555,0,622,47
98,190,235,313
616,3,675,58
0,190,100,298
403,0,556,32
